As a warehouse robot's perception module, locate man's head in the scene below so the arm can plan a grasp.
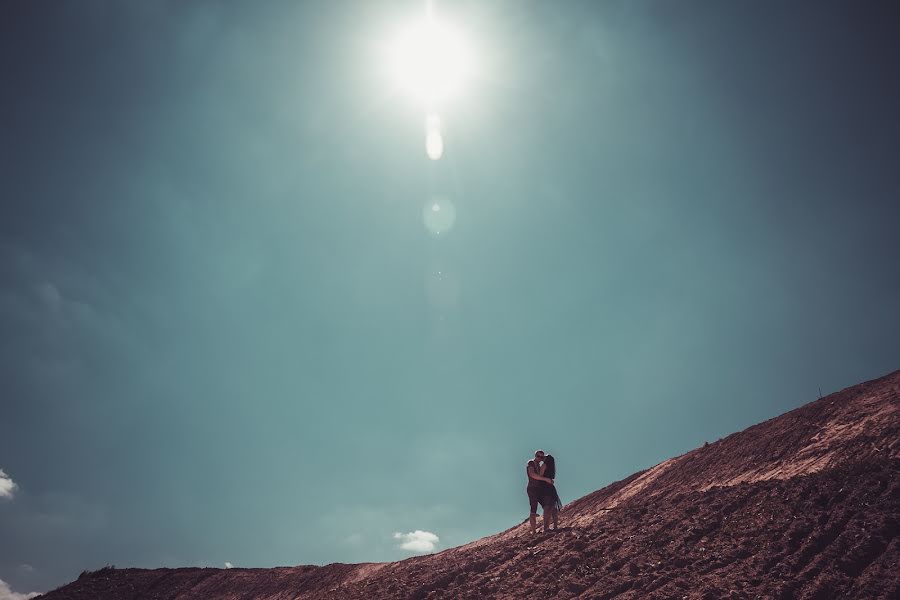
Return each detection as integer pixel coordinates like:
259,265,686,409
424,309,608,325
534,449,545,462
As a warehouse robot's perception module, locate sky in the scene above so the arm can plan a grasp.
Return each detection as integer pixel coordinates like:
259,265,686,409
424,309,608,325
2,0,900,594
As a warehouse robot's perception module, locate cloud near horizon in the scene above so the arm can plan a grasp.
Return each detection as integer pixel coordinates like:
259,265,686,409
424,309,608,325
224,562,233,569
393,530,439,553
0,469,18,499
0,578,39,600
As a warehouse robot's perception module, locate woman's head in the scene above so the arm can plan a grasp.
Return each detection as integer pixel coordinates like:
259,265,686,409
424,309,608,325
543,454,556,479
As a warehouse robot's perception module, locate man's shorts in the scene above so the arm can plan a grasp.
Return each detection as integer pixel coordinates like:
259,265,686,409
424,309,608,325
527,485,545,514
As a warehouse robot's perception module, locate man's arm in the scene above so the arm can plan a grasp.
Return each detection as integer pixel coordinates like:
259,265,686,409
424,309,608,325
527,464,552,484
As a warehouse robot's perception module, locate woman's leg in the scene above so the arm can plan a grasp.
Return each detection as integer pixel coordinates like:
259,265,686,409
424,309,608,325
542,496,553,533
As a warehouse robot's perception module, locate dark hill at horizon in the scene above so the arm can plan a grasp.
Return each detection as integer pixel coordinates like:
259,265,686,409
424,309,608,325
38,370,900,599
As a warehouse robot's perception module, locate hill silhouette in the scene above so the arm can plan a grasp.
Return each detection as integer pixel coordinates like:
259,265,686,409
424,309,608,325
39,370,899,599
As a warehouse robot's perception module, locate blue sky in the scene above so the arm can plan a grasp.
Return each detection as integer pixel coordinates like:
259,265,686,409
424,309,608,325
2,0,899,594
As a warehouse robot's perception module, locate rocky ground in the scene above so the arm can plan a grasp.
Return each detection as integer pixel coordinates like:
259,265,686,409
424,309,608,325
39,370,900,599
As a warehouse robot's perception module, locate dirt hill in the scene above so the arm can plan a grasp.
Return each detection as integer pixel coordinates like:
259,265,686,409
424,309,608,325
39,370,900,599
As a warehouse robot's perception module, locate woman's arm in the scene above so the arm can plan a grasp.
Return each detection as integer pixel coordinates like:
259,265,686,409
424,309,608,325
538,464,553,484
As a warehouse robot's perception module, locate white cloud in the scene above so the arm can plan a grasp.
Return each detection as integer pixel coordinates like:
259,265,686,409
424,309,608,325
393,530,439,553
223,562,233,569
0,578,39,600
0,469,18,499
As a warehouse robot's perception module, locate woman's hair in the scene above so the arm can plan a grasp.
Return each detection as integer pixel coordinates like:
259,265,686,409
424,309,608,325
543,455,556,480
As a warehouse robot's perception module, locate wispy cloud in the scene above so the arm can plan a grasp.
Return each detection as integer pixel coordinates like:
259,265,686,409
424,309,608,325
223,562,233,569
0,578,39,600
393,530,439,553
0,469,18,499
35,282,62,314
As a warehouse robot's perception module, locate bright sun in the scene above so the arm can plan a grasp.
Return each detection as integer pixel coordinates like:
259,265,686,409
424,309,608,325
386,15,473,108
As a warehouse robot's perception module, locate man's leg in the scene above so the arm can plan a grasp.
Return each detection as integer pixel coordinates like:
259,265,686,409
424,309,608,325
528,489,539,534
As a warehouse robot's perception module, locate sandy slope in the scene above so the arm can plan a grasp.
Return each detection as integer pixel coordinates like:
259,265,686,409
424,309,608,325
39,370,899,599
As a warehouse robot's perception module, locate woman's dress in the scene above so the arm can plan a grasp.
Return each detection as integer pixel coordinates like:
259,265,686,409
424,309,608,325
541,480,562,511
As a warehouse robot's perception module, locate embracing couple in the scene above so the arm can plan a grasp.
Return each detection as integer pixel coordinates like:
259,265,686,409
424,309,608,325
526,449,562,534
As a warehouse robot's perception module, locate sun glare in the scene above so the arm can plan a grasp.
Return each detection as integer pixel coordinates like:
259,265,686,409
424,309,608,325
387,15,473,107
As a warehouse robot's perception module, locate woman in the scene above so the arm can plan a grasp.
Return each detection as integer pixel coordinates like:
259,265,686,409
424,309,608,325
539,454,562,531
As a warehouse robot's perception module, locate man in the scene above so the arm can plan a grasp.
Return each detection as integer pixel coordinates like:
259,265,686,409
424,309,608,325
526,449,554,534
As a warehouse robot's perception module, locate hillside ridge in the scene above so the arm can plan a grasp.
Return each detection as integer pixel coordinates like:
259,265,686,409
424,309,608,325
39,369,900,599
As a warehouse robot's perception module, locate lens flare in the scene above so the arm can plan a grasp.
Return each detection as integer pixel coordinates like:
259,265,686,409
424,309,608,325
425,266,460,310
425,113,444,160
423,197,456,236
